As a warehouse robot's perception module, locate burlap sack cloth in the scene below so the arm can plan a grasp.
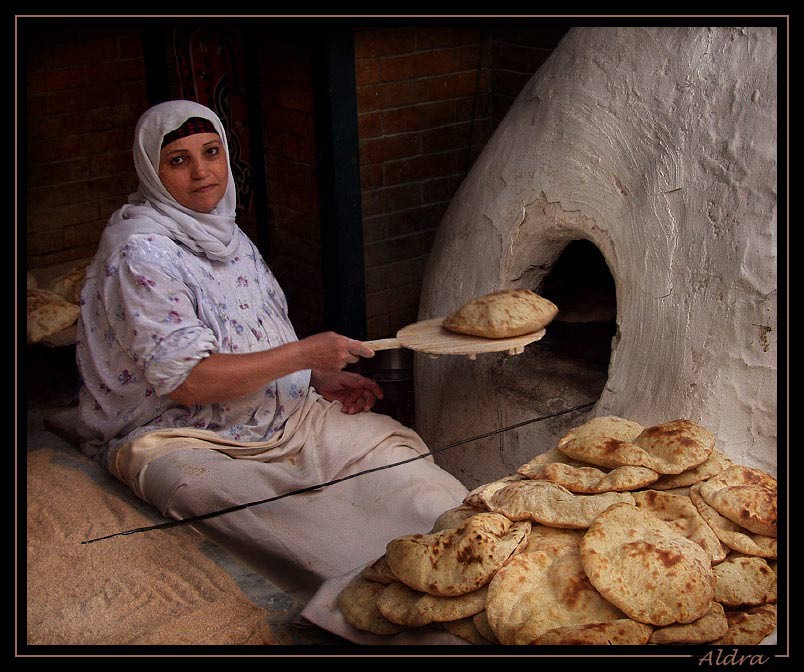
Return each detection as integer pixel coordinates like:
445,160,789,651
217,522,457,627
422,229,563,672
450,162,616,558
111,391,469,606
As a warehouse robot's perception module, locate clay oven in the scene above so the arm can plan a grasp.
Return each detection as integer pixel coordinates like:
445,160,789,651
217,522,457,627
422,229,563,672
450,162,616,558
415,27,777,488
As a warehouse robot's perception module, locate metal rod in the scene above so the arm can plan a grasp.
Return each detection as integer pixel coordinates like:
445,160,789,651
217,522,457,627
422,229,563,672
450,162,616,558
80,401,595,544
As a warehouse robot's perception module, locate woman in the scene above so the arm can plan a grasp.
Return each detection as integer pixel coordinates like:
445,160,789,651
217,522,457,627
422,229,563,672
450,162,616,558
75,100,468,598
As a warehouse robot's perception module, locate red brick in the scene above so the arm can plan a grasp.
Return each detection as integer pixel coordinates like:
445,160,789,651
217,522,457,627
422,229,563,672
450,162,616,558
382,100,458,134
365,255,429,293
355,58,381,86
84,60,146,85
422,176,465,206
379,45,480,82
492,42,554,74
382,149,464,186
362,183,422,218
364,229,436,267
386,306,421,335
365,282,422,318
359,133,420,165
362,216,387,243
27,67,85,95
492,25,571,49
414,27,483,50
27,202,100,232
267,81,314,113
421,122,472,153
414,70,487,105
358,112,383,139
380,204,447,239
64,220,105,247
360,164,384,191
492,69,534,98
353,28,418,58
357,84,386,114
27,228,65,256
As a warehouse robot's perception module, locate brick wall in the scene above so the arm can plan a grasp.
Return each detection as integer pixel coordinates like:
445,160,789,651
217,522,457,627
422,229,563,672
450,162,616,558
354,24,570,339
354,26,494,339
258,37,323,338
25,25,148,269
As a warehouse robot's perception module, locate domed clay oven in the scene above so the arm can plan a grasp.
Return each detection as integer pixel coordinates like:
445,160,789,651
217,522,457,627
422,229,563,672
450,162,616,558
415,26,777,488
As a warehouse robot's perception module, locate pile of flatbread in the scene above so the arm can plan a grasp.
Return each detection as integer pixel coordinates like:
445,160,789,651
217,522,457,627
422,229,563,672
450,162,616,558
338,416,778,645
26,260,91,344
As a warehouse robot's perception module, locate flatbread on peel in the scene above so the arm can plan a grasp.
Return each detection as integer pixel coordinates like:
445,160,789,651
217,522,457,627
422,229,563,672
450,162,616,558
712,554,777,607
633,489,727,565
385,513,531,596
689,484,777,558
580,503,715,626
648,602,728,644
442,289,558,339
488,480,635,529
531,619,654,645
376,582,488,627
337,575,406,635
27,289,81,344
485,548,625,645
711,604,777,645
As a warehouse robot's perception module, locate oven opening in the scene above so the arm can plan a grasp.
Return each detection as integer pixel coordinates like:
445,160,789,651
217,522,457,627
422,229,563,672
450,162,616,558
535,239,617,371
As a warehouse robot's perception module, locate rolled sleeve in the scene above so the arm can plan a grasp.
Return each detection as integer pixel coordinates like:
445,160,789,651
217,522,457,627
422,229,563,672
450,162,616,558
101,255,218,396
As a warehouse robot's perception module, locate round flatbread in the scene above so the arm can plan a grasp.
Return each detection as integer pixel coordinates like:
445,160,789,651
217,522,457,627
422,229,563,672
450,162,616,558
632,489,727,565
463,474,525,509
488,479,635,529
531,619,654,645
442,289,558,339
689,484,777,558
580,503,715,626
376,582,488,627
472,611,498,643
430,504,485,533
48,259,91,304
385,513,530,596
519,461,660,493
361,555,398,585
699,466,777,537
711,604,777,645
650,450,734,490
337,575,406,635
523,526,584,556
27,288,81,344
486,548,625,645
648,602,728,644
712,554,777,607
442,616,495,645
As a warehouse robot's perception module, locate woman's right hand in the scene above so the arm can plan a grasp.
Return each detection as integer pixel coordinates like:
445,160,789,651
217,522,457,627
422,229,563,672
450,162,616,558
298,331,375,372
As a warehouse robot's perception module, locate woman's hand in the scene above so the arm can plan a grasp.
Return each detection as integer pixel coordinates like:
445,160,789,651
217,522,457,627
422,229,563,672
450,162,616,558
298,331,375,372
311,370,384,414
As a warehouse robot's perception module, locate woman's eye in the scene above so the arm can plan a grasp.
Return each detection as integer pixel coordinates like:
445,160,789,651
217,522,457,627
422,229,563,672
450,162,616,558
170,155,186,166
206,146,220,157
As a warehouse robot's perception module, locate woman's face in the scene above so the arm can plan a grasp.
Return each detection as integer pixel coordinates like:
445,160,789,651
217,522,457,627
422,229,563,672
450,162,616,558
158,132,229,213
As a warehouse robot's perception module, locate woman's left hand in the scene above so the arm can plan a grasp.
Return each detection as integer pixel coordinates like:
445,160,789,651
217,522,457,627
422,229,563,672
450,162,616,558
311,370,384,414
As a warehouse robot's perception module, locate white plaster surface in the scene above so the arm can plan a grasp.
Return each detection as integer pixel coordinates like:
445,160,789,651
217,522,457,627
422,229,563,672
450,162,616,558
416,27,778,485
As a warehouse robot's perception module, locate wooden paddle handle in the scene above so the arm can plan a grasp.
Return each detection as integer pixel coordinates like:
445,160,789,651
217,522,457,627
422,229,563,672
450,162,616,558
363,337,402,352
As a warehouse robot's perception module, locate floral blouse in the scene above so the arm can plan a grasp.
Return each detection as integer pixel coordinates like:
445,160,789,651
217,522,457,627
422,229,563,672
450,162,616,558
75,228,310,470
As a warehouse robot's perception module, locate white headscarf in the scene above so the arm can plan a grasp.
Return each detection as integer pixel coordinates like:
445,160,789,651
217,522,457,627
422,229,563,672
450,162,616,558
92,100,240,271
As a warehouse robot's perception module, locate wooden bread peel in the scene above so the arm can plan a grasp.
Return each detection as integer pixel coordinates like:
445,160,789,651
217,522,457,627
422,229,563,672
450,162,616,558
363,317,545,360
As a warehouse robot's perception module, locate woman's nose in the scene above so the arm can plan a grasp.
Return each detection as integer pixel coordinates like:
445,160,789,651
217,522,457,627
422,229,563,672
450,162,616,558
190,160,209,179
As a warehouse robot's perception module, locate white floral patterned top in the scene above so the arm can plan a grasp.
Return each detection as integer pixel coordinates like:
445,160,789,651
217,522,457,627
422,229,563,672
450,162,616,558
75,228,310,469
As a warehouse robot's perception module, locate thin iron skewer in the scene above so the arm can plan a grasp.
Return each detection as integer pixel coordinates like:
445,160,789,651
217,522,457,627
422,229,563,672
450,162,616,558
80,401,595,545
